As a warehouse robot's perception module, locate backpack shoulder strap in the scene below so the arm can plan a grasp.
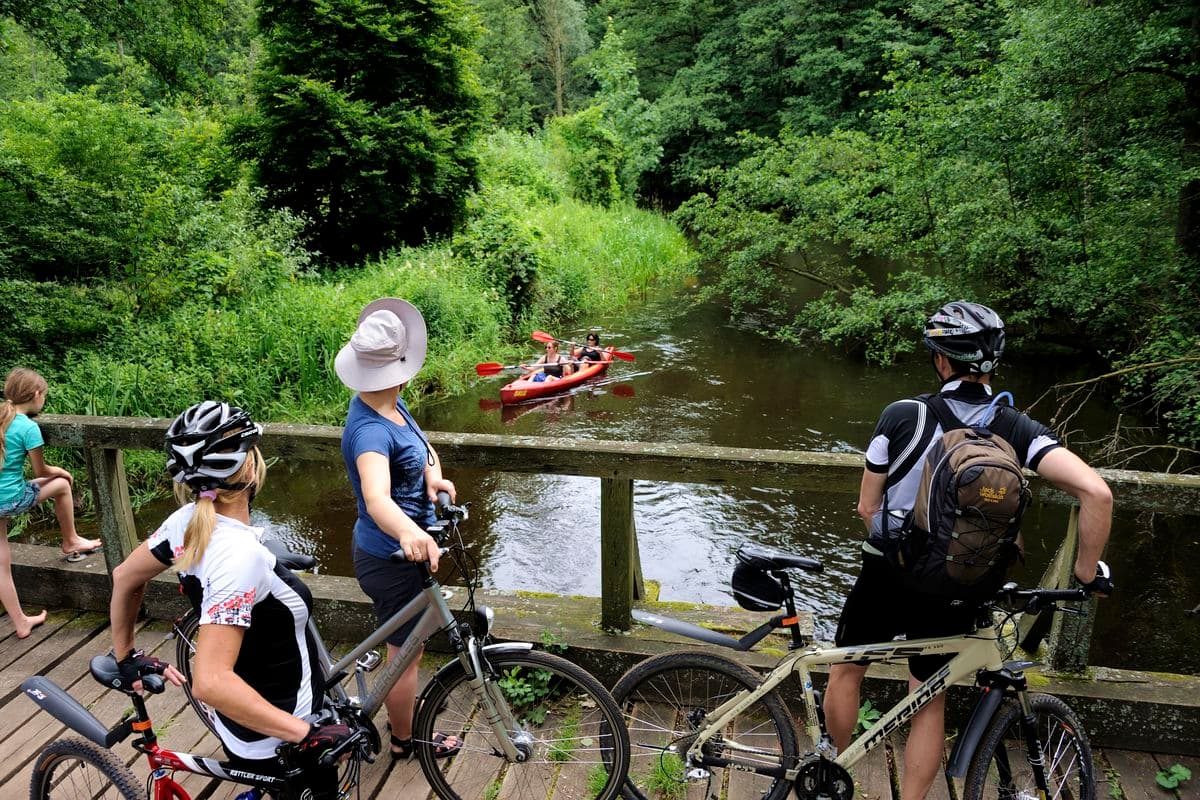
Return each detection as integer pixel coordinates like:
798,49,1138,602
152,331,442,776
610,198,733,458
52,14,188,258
922,393,967,432
986,404,1020,444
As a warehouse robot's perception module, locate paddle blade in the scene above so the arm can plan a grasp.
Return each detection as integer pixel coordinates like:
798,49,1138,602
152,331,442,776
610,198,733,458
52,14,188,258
478,397,504,411
475,362,506,376
530,330,555,344
610,349,635,362
611,383,636,398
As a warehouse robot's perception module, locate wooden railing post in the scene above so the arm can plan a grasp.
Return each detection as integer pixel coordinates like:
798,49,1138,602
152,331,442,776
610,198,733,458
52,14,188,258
1045,505,1097,673
600,477,643,631
84,446,139,573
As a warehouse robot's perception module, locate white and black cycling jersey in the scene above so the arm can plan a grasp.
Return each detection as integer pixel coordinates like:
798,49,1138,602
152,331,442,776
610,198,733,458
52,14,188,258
862,380,1060,552
147,505,321,760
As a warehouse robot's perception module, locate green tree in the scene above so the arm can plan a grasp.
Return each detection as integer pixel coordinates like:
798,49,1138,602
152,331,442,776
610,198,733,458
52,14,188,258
469,0,541,129
586,19,660,196
528,0,591,117
233,0,484,264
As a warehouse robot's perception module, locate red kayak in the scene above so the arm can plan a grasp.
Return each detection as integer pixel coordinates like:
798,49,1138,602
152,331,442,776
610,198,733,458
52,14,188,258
500,348,613,405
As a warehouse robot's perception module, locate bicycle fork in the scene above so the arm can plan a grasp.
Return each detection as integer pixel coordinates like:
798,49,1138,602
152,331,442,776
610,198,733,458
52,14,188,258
455,638,533,762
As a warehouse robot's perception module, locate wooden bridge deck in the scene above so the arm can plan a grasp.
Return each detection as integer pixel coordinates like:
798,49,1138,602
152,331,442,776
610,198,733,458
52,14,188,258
0,609,1195,800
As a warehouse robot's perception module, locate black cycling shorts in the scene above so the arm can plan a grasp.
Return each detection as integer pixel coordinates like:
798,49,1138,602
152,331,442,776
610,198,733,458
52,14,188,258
834,552,979,681
354,547,426,647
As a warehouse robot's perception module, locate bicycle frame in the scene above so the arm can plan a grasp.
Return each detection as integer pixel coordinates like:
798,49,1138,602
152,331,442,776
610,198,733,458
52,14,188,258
682,617,1011,779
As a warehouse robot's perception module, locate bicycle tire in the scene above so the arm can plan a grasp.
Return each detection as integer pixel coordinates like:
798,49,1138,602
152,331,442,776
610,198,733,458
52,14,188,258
610,651,798,800
174,609,221,737
29,737,141,800
415,649,631,800
963,693,1095,800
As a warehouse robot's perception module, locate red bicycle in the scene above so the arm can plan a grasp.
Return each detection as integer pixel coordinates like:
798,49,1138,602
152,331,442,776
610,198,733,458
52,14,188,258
22,653,367,799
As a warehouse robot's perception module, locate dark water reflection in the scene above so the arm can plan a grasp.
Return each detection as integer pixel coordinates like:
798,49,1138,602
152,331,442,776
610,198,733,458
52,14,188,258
38,300,1200,674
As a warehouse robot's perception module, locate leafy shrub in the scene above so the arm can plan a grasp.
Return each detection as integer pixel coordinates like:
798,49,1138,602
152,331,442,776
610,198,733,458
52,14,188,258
0,280,134,365
549,106,624,207
454,187,544,323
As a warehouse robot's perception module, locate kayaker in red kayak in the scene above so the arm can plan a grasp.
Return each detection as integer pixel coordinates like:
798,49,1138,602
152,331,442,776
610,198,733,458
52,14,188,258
524,340,575,383
572,331,604,364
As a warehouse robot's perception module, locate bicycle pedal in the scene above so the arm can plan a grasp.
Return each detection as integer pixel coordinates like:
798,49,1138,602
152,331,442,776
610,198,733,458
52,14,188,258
356,651,383,672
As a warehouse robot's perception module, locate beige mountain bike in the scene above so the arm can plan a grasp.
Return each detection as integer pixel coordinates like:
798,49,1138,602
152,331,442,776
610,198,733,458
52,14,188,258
615,542,1107,800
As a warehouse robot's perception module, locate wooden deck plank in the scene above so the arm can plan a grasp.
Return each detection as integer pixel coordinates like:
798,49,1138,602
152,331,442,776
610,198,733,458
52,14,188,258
1153,752,1199,800
1103,749,1164,800
0,621,175,794
623,699,677,797
0,611,108,705
890,737,952,800
850,739,893,800
0,610,83,672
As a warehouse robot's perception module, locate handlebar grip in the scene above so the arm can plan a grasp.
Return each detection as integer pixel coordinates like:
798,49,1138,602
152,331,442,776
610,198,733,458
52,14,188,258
436,490,451,509
318,731,363,768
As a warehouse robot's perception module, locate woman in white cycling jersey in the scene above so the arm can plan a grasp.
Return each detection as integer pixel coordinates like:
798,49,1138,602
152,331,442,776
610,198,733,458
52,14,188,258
108,401,350,795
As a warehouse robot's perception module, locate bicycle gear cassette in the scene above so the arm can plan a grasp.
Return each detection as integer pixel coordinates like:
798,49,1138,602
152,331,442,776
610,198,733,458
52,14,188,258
793,757,853,800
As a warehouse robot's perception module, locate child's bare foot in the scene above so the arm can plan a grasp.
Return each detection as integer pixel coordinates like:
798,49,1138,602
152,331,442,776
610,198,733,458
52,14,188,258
15,610,47,639
61,536,103,562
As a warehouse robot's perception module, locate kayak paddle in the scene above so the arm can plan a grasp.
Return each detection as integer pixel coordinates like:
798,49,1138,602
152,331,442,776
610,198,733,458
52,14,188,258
476,358,609,376
530,331,635,362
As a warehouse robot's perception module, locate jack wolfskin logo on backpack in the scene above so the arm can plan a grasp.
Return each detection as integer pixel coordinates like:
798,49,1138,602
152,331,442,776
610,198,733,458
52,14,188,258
979,486,1008,503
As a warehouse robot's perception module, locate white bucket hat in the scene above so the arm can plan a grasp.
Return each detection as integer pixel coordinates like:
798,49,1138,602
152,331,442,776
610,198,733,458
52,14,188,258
334,298,428,392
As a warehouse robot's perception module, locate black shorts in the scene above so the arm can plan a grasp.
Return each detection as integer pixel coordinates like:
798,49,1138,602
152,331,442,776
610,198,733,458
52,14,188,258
354,547,425,647
834,552,979,680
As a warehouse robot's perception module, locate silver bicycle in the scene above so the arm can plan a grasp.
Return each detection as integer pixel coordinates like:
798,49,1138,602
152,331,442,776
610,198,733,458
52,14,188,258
171,494,631,799
615,542,1102,800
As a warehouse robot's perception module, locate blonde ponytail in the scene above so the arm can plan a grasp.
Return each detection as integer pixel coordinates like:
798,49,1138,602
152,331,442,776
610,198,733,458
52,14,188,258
172,447,267,571
0,368,48,462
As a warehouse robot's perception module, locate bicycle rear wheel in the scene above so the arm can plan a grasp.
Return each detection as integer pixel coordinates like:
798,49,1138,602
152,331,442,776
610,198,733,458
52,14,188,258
611,651,798,800
963,693,1095,800
415,649,630,800
174,609,221,737
29,737,141,799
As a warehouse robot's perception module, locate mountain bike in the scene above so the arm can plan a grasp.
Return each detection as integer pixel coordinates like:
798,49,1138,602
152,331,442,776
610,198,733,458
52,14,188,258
615,541,1104,800
22,495,631,799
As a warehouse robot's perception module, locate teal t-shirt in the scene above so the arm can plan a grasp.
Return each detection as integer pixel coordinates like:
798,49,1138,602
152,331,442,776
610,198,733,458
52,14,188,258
0,414,43,505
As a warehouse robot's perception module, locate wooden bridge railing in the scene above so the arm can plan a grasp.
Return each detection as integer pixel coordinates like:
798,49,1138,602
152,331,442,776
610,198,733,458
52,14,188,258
39,414,1200,672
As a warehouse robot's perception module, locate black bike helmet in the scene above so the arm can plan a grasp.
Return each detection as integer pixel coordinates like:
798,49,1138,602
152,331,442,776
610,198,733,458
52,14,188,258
165,401,262,491
923,301,1005,375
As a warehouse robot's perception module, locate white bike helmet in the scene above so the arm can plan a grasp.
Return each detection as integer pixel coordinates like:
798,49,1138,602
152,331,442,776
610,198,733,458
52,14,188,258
165,401,262,491
923,301,1006,375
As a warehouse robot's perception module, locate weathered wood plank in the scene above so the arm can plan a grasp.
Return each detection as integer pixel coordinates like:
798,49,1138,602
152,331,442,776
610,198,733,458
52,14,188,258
0,611,107,705
1153,752,1199,800
1105,749,1168,800
600,477,636,631
38,415,1200,511
851,738,893,800
83,446,139,569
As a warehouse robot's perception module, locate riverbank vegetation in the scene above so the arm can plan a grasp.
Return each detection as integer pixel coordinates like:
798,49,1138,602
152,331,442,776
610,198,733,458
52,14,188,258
3,0,1197,452
594,0,1198,448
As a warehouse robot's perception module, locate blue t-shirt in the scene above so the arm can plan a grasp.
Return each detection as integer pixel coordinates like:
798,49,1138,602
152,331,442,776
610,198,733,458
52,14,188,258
341,395,437,560
0,413,43,505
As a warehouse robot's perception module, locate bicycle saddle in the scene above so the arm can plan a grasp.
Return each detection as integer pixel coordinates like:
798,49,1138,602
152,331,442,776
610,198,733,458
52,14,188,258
262,537,317,571
736,543,823,573
89,655,165,694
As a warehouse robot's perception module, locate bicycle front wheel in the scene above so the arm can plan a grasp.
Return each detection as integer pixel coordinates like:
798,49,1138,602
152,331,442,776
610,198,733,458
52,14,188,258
29,737,141,800
964,693,1095,800
174,609,221,737
611,651,798,800
415,649,631,800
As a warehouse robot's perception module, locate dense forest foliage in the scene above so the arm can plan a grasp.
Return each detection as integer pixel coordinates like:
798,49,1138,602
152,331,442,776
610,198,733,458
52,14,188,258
1,0,1197,450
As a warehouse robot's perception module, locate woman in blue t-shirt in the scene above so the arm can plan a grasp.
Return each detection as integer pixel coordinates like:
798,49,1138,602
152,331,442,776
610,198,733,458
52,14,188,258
335,298,461,761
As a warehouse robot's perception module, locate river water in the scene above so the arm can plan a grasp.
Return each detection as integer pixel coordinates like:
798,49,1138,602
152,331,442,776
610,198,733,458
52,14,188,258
44,299,1200,674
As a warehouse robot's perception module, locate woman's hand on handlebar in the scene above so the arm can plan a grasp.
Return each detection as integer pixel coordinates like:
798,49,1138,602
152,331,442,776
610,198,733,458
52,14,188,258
399,528,441,572
427,476,456,505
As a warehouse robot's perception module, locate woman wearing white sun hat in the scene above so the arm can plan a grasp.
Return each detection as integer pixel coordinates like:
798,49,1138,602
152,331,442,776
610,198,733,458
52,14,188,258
336,298,461,761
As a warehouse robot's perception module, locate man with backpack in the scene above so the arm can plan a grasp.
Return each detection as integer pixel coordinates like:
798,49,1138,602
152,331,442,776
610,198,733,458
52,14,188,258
824,301,1114,800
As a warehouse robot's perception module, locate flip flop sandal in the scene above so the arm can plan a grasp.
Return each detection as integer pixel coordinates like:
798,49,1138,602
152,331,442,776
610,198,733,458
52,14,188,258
63,544,103,563
389,732,463,761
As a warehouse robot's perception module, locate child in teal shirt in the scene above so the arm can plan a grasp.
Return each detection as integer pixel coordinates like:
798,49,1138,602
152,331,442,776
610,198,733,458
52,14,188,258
0,368,101,637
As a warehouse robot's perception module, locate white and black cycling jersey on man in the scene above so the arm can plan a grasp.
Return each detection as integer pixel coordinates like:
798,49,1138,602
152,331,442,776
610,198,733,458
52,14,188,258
862,380,1060,558
147,504,323,760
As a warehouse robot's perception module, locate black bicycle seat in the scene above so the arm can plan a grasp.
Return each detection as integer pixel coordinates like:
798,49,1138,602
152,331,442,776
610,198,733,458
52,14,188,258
262,538,317,571
736,543,823,573
89,655,165,694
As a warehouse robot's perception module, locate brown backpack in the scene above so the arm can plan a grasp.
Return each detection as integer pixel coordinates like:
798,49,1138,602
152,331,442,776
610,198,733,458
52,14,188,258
890,394,1031,599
